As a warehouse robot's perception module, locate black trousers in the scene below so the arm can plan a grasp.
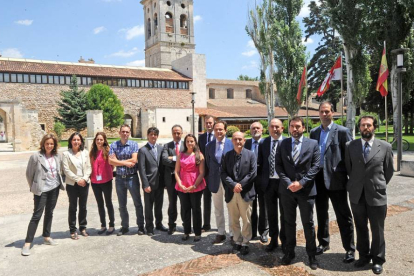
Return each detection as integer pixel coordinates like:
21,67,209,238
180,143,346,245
315,170,355,252
144,186,164,232
178,190,203,236
265,179,285,245
165,174,179,228
281,190,317,256
25,187,60,243
351,194,387,265
91,180,115,228
66,183,89,233
251,181,268,238
202,183,212,229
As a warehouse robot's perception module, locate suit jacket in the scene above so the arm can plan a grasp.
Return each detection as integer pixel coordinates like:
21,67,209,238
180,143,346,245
345,138,394,206
221,148,257,203
275,137,320,197
62,149,92,186
257,136,286,192
205,137,234,193
138,143,164,190
199,131,214,156
161,140,184,187
244,138,263,180
310,123,352,190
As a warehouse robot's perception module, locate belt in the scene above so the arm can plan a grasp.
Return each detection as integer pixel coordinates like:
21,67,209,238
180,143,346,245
117,173,136,178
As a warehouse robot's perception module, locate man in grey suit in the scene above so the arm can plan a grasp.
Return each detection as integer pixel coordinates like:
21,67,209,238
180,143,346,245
221,132,257,255
345,116,394,275
275,116,320,270
310,101,355,262
138,127,167,236
162,125,184,235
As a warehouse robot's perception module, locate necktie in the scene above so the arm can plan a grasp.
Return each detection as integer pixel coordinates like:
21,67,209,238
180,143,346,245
152,145,157,160
207,133,211,143
175,142,179,156
215,141,223,164
253,141,259,158
292,139,300,164
269,140,278,177
363,141,370,162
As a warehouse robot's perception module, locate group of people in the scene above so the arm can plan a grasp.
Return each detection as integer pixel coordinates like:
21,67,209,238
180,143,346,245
21,101,394,275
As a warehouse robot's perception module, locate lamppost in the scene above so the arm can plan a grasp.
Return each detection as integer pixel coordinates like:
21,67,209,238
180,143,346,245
190,92,196,135
391,47,409,171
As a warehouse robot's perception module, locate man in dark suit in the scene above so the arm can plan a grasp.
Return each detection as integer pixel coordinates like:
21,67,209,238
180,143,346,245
345,116,394,275
198,115,215,232
244,122,268,243
205,120,234,244
310,101,355,262
221,131,257,255
138,127,167,236
275,116,320,270
162,124,184,235
257,119,286,252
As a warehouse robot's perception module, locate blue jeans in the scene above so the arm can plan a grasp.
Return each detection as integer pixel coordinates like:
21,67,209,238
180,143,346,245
115,174,144,229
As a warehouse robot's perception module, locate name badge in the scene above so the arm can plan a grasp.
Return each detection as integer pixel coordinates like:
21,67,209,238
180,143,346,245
96,175,102,181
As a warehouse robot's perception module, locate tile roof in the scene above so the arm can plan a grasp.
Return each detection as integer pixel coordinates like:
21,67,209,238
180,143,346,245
206,78,259,86
0,58,192,81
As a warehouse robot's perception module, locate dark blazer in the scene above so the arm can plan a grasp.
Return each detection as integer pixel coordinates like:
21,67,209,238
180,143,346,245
221,148,257,203
257,136,286,192
161,140,184,187
138,143,164,190
244,138,263,179
199,132,214,156
310,123,352,190
275,137,320,196
205,138,233,193
345,138,394,206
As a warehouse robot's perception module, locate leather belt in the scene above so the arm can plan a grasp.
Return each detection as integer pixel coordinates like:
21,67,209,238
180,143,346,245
117,173,136,178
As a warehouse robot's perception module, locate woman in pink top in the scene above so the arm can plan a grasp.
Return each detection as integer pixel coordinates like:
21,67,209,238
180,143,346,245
89,132,115,235
175,134,206,242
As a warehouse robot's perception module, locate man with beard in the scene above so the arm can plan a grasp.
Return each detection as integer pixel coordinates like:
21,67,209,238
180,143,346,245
244,122,268,243
345,116,394,275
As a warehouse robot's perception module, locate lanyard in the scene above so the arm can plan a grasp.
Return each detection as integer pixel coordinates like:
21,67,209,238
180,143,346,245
46,156,55,178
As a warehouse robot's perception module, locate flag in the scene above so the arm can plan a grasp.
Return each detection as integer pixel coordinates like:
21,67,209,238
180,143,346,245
296,66,307,105
376,45,389,97
317,56,342,97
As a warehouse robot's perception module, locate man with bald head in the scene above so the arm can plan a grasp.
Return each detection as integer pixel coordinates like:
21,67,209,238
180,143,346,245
221,132,257,255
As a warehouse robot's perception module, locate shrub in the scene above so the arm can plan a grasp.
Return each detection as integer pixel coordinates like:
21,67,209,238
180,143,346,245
245,129,251,136
226,126,240,137
53,121,66,141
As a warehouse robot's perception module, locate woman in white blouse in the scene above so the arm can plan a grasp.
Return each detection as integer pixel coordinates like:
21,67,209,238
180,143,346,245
62,132,92,240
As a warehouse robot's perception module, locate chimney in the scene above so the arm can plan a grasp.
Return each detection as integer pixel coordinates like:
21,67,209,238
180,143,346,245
78,56,95,64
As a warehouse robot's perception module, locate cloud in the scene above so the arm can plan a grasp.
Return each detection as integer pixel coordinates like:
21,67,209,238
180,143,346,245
242,50,257,57
93,26,106,34
119,25,145,40
247,40,255,49
242,61,258,70
15,19,33,26
298,0,321,18
108,47,139,58
302,37,314,45
194,15,202,23
126,59,145,67
1,48,23,58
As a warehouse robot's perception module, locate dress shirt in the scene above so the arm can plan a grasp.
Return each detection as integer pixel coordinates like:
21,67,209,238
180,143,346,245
148,142,157,160
215,137,226,164
319,122,333,167
109,139,139,176
291,135,304,164
173,140,182,161
360,135,375,150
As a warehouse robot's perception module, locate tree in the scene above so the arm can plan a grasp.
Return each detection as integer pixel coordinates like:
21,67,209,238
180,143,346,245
237,74,259,81
86,84,124,128
55,75,88,131
53,121,66,141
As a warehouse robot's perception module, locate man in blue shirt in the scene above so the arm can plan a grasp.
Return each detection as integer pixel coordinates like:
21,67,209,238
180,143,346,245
109,124,145,236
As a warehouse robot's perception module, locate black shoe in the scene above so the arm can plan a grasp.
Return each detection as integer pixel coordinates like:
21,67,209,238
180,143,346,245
156,224,168,232
202,225,211,232
309,256,318,270
343,251,355,263
97,227,107,235
117,227,129,236
147,232,154,236
354,257,371,268
372,263,383,274
315,244,330,255
260,234,268,243
137,228,145,235
194,235,201,242
240,246,249,255
106,227,115,235
230,236,235,245
280,252,296,265
182,234,189,241
168,227,176,235
251,234,257,240
265,241,278,252
212,234,226,244
233,244,242,251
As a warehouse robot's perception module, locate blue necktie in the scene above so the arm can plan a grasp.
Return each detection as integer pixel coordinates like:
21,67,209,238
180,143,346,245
215,141,223,163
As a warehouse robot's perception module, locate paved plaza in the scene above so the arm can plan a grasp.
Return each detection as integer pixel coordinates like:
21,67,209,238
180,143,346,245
1,150,414,276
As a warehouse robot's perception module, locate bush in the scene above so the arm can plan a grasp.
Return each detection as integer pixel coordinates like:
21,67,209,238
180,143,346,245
53,121,66,141
334,118,343,126
304,118,313,133
245,129,251,136
259,119,268,130
282,120,289,134
262,127,267,135
226,126,240,137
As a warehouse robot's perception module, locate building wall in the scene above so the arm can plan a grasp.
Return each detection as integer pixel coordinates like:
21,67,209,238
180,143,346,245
154,108,192,138
207,84,262,102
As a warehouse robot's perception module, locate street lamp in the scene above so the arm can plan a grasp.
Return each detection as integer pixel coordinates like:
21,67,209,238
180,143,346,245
190,92,196,135
391,47,409,171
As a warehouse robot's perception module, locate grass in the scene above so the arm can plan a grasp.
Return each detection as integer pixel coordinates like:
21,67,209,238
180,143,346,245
59,137,144,148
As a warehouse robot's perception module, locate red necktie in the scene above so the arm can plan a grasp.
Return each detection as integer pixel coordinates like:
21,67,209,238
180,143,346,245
175,142,179,156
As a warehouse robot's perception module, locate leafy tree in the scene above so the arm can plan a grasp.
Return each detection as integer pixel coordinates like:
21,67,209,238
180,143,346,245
86,84,124,128
55,75,88,131
237,75,259,81
53,121,66,141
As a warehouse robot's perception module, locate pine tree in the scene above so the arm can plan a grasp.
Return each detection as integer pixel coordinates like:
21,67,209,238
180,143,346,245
55,75,88,131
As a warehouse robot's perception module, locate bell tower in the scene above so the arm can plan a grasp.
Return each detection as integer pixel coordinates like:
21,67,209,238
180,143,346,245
141,0,196,69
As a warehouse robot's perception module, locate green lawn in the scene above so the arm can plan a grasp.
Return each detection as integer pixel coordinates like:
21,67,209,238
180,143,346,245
59,138,144,148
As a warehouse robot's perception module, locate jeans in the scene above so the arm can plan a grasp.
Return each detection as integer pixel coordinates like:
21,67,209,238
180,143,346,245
25,187,60,243
115,174,145,229
66,183,89,233
91,180,115,228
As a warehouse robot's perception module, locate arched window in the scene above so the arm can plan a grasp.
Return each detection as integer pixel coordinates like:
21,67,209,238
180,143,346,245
209,88,215,99
165,12,174,33
147,18,151,37
180,14,188,35
154,13,158,29
227,88,234,99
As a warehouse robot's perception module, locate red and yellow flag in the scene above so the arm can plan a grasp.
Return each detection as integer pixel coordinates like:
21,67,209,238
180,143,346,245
296,66,307,105
376,45,389,97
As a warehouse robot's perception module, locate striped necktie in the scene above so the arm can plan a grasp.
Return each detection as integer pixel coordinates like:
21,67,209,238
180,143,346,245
269,140,278,176
363,141,370,162
292,139,300,164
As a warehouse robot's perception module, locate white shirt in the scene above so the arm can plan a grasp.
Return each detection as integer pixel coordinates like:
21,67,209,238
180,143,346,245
269,136,283,179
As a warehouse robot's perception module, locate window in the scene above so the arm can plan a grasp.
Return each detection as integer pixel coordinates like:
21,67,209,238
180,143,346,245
48,76,53,84
147,18,151,37
161,81,165,88
165,12,174,33
54,76,59,84
145,80,149,87
4,73,10,82
149,80,153,88
167,1,171,6
131,79,136,87
87,77,92,85
181,3,186,8
154,13,158,29
17,74,23,83
66,76,71,84
246,89,252,98
162,117,166,122
0,73,3,82
59,76,65,84
11,74,17,82
227,88,234,99
209,88,215,99
77,77,81,84
173,82,177,89
30,75,36,83
127,79,132,87
39,123,45,131
42,75,47,83
82,77,87,85
23,74,29,83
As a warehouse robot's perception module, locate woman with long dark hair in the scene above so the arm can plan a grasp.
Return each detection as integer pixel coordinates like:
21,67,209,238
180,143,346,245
22,134,65,256
175,134,206,242
62,132,91,239
89,132,115,235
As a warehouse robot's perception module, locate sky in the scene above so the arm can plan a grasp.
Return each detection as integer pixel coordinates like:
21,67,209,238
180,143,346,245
0,0,321,80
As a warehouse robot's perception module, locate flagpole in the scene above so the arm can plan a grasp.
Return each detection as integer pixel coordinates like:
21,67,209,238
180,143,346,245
384,41,388,141
340,54,344,125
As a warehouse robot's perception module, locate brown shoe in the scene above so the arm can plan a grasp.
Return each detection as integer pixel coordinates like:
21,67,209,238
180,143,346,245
212,234,226,244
